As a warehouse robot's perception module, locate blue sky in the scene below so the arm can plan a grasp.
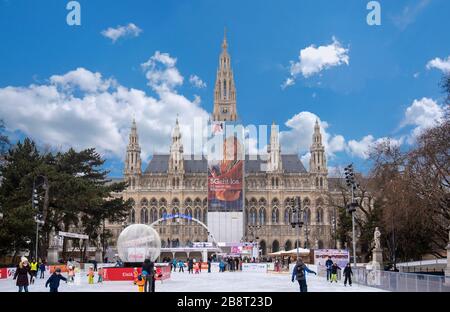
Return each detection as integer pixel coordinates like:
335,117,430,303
0,0,449,177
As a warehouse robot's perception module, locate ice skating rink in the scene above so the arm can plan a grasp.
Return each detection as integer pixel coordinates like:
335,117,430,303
0,271,385,292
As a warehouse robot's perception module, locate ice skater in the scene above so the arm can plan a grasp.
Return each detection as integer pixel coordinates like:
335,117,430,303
194,262,200,274
45,268,67,292
136,274,145,292
291,258,317,293
29,258,38,284
343,263,353,286
87,267,95,284
325,256,333,281
330,263,341,283
39,261,46,279
67,265,75,283
13,257,32,292
97,267,104,283
178,260,185,273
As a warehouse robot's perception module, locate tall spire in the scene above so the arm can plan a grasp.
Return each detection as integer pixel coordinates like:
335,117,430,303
267,123,282,172
124,119,141,178
310,119,327,187
169,118,184,173
213,30,237,122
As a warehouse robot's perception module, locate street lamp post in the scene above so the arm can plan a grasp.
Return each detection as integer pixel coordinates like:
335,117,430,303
344,164,359,268
290,197,303,260
32,175,47,260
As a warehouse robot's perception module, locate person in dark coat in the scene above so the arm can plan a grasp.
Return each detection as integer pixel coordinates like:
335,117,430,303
325,257,333,281
45,268,67,292
39,261,46,279
343,263,353,286
93,259,98,272
187,258,194,274
291,258,316,293
142,259,155,292
330,263,341,283
207,257,212,273
13,257,32,292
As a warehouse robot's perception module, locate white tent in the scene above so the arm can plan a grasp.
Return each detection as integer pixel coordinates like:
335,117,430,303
284,248,310,256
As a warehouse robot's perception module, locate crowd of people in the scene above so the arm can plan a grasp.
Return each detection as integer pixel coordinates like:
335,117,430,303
9,254,354,293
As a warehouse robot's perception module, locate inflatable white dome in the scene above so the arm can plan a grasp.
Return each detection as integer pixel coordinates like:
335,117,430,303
117,224,161,262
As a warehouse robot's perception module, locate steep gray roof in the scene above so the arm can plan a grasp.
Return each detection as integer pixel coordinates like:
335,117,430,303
144,154,307,174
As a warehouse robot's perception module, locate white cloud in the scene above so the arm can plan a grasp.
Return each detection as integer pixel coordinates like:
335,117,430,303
426,56,450,74
401,97,444,142
279,111,346,157
141,51,184,93
189,75,206,89
413,72,420,78
0,55,210,161
283,37,349,88
101,23,142,43
50,67,116,93
347,136,404,159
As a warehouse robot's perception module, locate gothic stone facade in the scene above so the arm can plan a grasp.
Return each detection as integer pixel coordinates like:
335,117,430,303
106,33,339,255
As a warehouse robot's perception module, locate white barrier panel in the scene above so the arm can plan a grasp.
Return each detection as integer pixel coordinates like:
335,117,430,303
242,263,267,273
210,262,220,273
267,262,275,271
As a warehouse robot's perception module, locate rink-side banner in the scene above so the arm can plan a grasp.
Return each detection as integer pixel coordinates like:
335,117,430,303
102,265,171,281
207,122,244,212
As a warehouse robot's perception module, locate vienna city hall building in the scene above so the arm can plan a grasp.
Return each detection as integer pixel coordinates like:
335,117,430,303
107,34,342,257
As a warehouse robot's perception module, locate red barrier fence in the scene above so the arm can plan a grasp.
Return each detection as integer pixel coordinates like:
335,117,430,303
0,268,7,279
102,265,171,282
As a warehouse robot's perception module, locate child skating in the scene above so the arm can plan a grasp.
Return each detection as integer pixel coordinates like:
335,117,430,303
330,263,341,283
45,268,67,292
97,267,104,283
87,267,95,284
136,274,145,292
67,265,75,283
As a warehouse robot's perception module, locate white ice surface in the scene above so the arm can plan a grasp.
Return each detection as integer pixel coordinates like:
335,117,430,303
0,271,385,292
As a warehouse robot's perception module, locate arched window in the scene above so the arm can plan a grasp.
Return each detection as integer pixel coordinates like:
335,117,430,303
272,240,280,253
185,207,192,225
320,177,323,188
195,207,201,221
316,208,323,224
315,177,319,187
159,207,167,219
250,208,257,225
140,208,148,224
259,208,266,225
303,208,311,224
272,207,279,224
203,209,207,224
284,208,292,224
129,209,135,223
285,240,293,251
140,198,148,207
150,208,158,223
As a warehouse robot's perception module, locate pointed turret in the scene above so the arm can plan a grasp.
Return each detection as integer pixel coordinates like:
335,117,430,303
267,122,282,172
124,119,141,189
169,117,184,173
309,119,327,189
213,29,237,122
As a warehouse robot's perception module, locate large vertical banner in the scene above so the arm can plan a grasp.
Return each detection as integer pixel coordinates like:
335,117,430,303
208,122,243,212
207,122,244,244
